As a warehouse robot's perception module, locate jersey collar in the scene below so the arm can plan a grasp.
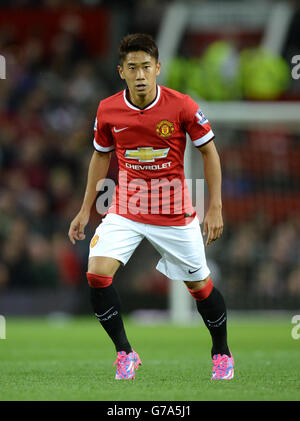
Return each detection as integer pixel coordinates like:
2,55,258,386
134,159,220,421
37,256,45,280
123,85,161,111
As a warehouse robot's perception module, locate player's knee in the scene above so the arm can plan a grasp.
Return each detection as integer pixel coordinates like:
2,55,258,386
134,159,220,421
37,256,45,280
184,275,211,291
88,256,120,278
184,276,213,301
86,272,113,288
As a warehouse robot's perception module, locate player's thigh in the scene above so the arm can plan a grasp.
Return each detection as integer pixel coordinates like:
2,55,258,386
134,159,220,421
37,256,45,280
88,213,144,275
88,256,121,277
147,217,210,281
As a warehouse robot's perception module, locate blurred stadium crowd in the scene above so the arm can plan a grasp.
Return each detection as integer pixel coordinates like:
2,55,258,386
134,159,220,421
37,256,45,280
0,4,114,292
211,129,300,307
0,0,299,311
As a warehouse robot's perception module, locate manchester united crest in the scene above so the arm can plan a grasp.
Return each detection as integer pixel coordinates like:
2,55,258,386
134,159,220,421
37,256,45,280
156,120,175,138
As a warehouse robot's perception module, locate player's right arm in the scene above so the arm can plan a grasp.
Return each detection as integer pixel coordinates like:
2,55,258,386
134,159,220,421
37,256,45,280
69,102,114,244
68,150,111,245
68,151,111,244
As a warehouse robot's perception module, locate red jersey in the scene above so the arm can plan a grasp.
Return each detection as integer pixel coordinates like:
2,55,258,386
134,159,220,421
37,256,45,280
93,85,214,226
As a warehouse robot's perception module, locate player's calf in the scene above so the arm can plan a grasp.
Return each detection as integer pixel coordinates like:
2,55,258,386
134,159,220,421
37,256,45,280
87,272,132,355
185,277,229,355
185,276,234,379
88,272,142,379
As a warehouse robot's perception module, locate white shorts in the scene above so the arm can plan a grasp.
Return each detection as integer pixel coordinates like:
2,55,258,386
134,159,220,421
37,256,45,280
88,213,210,281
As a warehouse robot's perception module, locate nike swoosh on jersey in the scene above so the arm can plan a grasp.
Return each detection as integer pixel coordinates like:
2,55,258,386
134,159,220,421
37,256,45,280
188,267,201,274
113,126,129,133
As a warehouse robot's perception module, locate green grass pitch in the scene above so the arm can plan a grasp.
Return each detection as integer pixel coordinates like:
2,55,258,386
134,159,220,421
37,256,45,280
0,314,299,401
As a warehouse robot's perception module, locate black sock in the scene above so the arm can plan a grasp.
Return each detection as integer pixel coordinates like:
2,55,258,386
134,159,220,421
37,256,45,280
90,285,132,354
195,287,230,358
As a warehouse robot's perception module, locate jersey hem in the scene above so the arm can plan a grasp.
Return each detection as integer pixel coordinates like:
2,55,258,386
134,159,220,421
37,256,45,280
105,210,198,226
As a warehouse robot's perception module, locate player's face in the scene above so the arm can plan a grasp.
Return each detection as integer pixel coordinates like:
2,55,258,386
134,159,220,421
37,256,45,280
118,50,161,106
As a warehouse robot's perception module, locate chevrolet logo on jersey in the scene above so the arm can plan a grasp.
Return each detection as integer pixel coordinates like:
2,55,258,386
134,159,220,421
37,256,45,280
125,147,170,163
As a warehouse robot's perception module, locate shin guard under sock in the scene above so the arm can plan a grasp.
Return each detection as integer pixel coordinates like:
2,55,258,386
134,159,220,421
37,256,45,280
189,280,230,357
88,273,131,354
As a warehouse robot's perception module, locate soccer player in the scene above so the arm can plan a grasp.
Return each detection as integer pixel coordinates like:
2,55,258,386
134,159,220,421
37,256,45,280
68,33,234,380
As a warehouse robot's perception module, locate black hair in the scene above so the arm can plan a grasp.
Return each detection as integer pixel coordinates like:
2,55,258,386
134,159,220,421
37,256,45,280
118,33,159,65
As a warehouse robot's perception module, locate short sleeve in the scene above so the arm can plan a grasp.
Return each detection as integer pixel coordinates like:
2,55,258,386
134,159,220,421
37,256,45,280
93,102,115,152
181,95,215,147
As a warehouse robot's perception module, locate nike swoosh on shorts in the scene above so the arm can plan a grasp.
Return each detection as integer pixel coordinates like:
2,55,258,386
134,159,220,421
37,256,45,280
188,268,201,274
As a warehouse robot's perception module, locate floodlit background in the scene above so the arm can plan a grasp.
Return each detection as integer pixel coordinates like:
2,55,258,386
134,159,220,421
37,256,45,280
0,0,299,318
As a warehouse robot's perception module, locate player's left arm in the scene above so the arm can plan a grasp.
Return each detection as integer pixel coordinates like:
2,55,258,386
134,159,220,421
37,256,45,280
197,140,223,246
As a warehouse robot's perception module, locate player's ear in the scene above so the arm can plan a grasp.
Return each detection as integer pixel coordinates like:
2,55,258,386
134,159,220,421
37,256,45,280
156,61,161,76
118,65,125,80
